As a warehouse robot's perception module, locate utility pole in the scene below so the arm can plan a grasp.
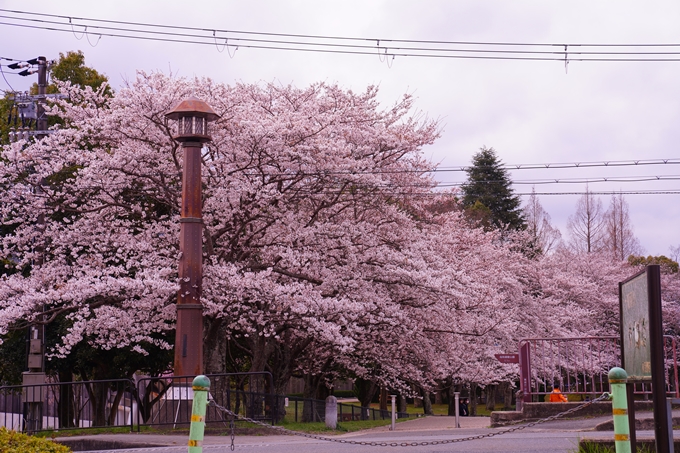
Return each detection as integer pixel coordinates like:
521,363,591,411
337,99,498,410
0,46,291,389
7,55,67,431
36,56,48,134
8,56,64,143
22,56,48,434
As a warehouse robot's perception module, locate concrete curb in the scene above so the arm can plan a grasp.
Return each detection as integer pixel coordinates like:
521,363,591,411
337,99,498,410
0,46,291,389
595,415,680,431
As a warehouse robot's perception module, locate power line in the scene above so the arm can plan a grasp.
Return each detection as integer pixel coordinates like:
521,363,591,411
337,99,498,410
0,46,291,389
377,190,680,197
437,158,680,172
336,175,680,190
4,9,680,62
293,189,680,197
435,175,680,187
3,8,680,49
231,158,680,178
0,21,587,61
5,13,680,58
484,190,680,196
0,64,15,91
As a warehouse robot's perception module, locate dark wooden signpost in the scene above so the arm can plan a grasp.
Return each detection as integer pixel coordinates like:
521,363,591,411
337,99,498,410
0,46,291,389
619,265,672,453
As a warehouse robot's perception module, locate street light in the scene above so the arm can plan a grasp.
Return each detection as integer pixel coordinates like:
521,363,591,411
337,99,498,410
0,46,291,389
165,96,219,376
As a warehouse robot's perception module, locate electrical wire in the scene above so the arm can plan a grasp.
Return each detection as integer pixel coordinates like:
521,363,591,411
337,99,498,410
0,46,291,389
438,158,680,172
3,8,680,48
233,158,680,177
5,13,680,58
15,177,680,197
435,175,680,187
0,61,15,91
3,9,680,62
320,189,680,197
0,21,586,61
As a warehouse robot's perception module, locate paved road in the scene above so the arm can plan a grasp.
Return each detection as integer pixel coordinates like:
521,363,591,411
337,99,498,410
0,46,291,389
55,415,670,453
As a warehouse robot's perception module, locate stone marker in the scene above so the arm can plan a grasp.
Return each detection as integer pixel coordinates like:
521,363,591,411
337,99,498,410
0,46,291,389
325,395,338,429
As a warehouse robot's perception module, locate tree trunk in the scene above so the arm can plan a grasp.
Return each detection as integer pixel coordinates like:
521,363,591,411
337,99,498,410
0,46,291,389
134,377,170,423
203,317,227,375
503,383,513,410
469,383,478,416
379,387,388,412
434,388,443,405
302,373,325,422
57,370,76,429
355,379,378,420
412,384,422,408
246,335,273,419
422,389,434,416
398,394,407,415
107,387,125,426
268,343,297,423
85,381,109,426
485,385,496,412
447,385,457,416
269,378,289,424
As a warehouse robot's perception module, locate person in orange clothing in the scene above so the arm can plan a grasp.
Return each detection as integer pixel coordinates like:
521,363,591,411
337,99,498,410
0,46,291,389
549,386,568,402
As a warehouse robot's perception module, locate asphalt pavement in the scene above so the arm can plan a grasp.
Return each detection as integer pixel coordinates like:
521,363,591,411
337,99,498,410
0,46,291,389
54,412,676,453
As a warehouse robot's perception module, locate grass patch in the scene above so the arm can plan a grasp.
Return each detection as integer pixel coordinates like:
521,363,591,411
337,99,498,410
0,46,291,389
338,402,508,417
575,441,615,453
340,402,446,416
276,418,402,433
575,441,654,453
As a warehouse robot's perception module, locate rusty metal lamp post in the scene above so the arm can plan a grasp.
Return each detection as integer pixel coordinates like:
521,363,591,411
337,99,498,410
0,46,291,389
165,97,219,377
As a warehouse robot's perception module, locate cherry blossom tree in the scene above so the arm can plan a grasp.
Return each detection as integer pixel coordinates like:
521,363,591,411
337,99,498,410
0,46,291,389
1,73,448,392
1,72,639,406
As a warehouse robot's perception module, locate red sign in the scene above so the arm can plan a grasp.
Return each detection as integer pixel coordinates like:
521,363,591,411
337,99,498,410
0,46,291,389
495,353,520,364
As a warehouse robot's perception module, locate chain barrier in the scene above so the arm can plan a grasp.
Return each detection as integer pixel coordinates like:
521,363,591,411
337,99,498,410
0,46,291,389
228,414,235,452
209,392,611,449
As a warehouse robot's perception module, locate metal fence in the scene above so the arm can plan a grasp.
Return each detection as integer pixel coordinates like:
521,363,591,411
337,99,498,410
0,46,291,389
0,379,134,433
275,395,412,423
135,372,274,430
1,371,413,433
519,335,680,401
0,372,274,433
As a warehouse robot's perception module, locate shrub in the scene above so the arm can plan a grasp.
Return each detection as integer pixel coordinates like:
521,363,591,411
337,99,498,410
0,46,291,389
0,427,71,453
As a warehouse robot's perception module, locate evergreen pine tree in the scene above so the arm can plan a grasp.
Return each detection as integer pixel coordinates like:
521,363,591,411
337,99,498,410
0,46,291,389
461,147,526,231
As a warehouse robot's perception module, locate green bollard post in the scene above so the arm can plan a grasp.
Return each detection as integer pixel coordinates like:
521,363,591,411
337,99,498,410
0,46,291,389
188,375,210,453
608,367,631,453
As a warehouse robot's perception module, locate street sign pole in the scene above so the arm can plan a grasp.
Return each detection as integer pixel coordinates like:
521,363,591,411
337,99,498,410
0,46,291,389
647,265,673,453
519,343,532,403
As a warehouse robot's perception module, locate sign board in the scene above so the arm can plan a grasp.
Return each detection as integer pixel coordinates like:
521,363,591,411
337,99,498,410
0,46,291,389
620,270,652,380
619,265,672,453
495,353,520,364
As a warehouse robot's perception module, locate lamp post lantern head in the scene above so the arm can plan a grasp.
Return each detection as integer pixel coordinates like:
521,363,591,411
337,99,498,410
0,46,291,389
165,96,219,144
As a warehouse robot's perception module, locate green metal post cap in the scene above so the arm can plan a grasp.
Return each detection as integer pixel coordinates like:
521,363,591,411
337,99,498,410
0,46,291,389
192,375,210,390
608,367,628,382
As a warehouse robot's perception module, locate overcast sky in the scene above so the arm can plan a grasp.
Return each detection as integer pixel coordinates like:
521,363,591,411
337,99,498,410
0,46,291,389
2,0,679,256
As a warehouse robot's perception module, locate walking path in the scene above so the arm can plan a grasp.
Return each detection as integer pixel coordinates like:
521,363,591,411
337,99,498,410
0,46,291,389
53,412,677,452
54,415,494,450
